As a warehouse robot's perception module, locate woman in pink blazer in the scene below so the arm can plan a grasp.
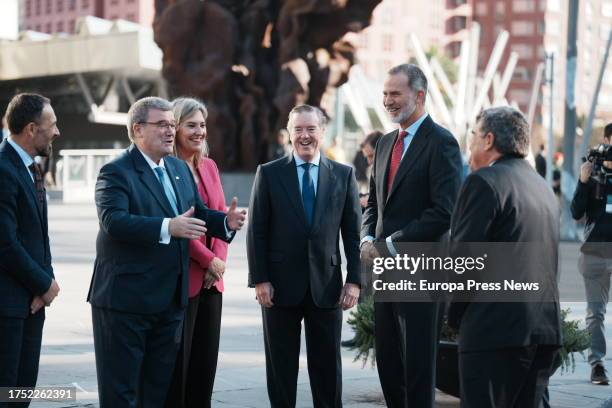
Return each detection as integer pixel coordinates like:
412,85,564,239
165,97,228,408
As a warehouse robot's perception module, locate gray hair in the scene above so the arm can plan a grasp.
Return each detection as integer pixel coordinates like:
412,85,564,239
388,64,428,96
126,96,173,142
172,97,209,161
475,106,530,158
286,104,327,131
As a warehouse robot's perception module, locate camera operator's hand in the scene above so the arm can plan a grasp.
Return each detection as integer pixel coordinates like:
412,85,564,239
580,161,594,183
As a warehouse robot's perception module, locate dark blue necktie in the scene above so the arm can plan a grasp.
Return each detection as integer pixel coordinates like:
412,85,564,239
301,163,315,225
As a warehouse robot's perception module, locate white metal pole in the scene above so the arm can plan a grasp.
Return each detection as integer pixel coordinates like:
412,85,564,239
470,30,509,121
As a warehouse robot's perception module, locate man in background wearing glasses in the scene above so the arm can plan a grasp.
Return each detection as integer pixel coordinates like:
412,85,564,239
87,97,246,407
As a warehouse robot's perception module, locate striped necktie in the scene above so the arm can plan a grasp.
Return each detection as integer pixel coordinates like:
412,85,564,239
28,163,45,211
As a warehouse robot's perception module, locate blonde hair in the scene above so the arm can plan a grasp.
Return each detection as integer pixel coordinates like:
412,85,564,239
171,97,209,167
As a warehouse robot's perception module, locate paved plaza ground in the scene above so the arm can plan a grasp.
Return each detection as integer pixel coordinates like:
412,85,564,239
26,203,612,407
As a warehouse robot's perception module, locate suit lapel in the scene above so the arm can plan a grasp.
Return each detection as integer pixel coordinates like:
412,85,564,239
310,156,335,235
130,145,176,217
387,116,433,202
277,156,309,229
2,141,44,224
377,130,396,202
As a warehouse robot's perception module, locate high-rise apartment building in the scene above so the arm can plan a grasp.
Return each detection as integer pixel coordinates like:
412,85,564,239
20,0,154,34
346,0,446,81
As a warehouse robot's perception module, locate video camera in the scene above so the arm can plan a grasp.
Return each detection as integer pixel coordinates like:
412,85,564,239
584,144,612,199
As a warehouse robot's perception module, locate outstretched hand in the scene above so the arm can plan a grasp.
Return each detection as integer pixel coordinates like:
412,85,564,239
227,197,247,230
169,207,207,239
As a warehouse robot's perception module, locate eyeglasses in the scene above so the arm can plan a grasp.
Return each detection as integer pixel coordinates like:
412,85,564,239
138,121,177,131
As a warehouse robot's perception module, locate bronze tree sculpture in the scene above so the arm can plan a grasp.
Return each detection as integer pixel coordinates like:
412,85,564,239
154,0,381,170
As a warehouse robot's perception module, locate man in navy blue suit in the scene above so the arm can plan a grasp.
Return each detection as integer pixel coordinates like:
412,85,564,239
87,97,246,407
0,93,61,406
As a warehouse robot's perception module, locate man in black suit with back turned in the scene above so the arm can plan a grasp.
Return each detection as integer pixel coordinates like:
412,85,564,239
247,104,362,407
0,93,61,407
87,97,246,408
448,106,562,407
360,64,463,408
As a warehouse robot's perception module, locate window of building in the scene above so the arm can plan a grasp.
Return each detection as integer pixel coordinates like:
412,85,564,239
46,22,52,32
513,0,535,12
35,0,41,15
110,15,119,20
509,89,531,105
57,21,64,32
382,34,393,52
538,21,545,35
69,0,76,10
127,13,136,22
495,2,505,14
513,66,531,81
57,0,63,13
110,0,119,5
25,0,32,17
69,19,75,32
475,3,487,16
511,43,534,59
512,21,536,36
46,0,52,13
127,0,135,3
82,0,90,8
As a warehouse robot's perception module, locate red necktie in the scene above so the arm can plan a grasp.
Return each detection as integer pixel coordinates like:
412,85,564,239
387,130,408,194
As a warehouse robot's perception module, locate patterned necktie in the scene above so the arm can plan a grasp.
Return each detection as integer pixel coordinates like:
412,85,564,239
301,163,315,225
154,167,179,215
387,130,408,194
28,163,45,211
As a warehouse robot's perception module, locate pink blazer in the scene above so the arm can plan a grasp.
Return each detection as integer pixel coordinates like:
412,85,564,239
188,157,228,297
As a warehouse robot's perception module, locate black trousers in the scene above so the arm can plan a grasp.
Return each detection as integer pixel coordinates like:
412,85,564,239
262,293,343,408
166,288,222,408
459,345,559,408
0,310,45,408
91,302,184,408
374,301,443,408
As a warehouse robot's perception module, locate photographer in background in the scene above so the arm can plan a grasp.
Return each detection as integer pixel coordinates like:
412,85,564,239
570,123,612,385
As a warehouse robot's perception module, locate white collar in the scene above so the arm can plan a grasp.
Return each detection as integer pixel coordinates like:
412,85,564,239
293,151,321,167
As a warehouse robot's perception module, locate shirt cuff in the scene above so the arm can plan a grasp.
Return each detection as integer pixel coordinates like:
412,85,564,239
360,235,375,247
224,217,235,240
385,236,398,256
159,218,171,244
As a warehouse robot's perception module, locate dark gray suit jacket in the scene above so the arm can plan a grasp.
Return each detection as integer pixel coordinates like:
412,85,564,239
87,145,232,314
361,115,463,245
449,156,563,352
247,154,361,308
0,139,53,318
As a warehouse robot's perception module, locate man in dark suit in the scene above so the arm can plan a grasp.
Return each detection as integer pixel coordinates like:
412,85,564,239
247,104,361,407
448,106,562,407
87,97,246,408
360,64,462,408
0,93,61,406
